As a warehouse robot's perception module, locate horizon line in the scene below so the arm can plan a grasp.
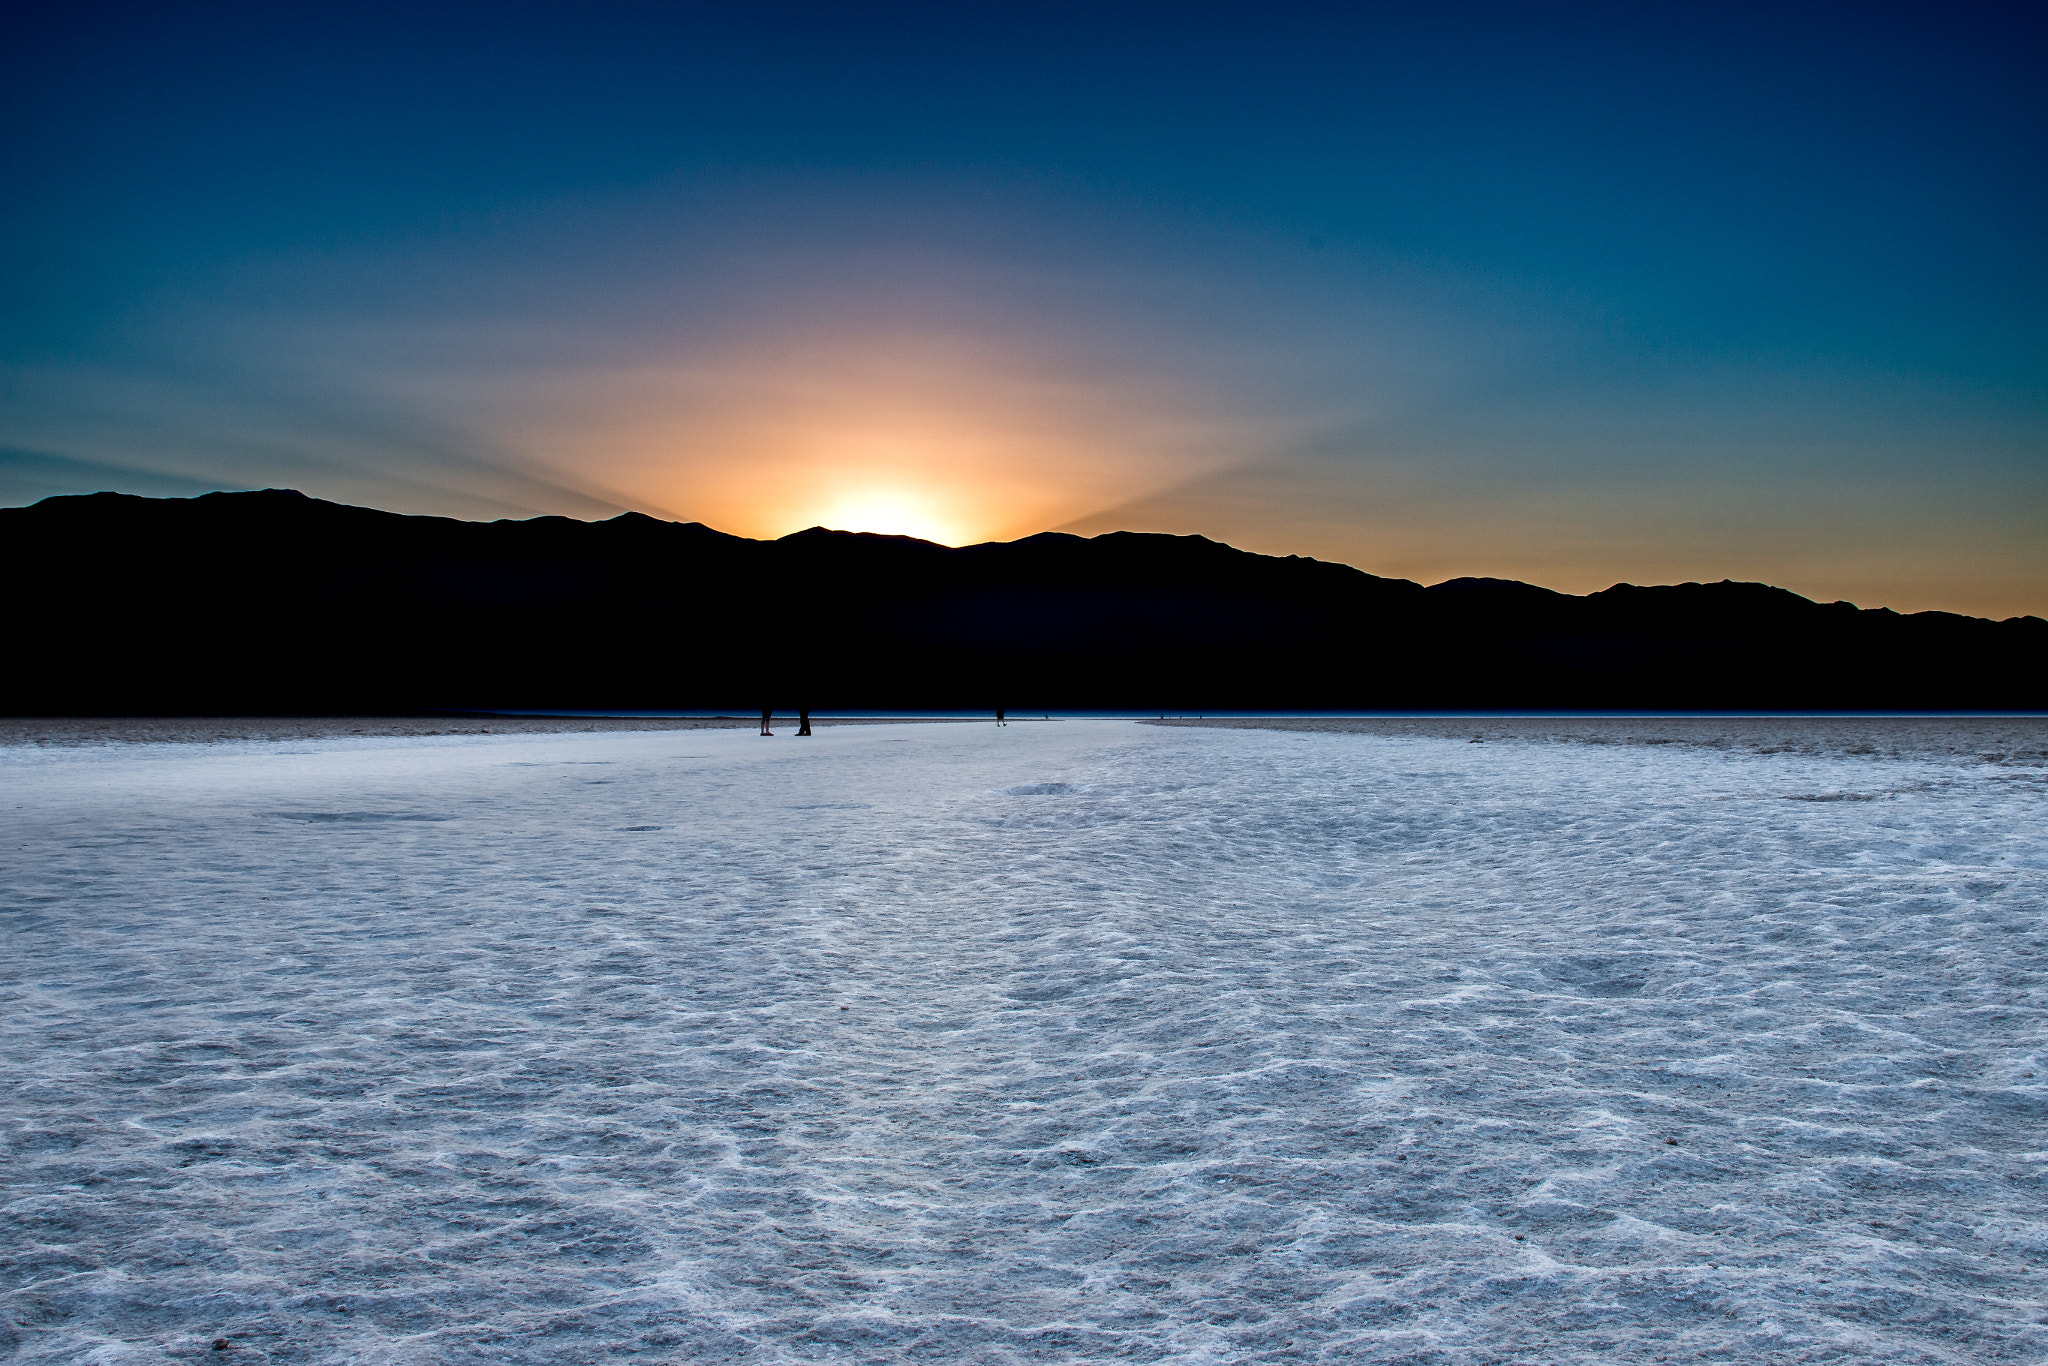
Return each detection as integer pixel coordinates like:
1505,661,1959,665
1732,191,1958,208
14,485,2046,626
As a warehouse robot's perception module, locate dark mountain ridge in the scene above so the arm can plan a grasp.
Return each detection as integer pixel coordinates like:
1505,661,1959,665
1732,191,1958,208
5,489,2040,711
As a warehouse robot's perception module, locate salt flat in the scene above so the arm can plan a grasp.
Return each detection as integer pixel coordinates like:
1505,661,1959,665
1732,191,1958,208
3,719,2044,1365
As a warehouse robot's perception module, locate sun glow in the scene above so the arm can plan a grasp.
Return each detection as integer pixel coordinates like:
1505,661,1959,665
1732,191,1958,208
486,326,1263,547
809,487,966,544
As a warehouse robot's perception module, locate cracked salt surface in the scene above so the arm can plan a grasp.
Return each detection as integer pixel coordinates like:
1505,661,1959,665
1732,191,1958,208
3,719,2046,1364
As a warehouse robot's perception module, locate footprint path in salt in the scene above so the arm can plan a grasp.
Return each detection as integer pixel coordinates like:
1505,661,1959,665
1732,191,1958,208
3,719,2045,1364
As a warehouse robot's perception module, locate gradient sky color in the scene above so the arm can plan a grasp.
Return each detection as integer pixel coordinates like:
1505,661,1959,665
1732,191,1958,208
5,2,2044,615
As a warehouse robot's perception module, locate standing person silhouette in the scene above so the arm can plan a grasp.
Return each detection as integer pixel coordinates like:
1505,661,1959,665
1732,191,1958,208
995,707,1006,727
797,709,812,736
759,708,773,736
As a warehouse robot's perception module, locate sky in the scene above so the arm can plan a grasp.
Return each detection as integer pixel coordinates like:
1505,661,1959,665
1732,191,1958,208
4,2,2044,617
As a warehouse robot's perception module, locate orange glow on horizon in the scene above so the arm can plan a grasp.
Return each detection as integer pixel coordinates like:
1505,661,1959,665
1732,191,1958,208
805,485,971,544
488,327,1272,548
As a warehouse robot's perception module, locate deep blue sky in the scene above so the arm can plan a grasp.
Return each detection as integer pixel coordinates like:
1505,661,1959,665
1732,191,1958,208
6,2,2044,613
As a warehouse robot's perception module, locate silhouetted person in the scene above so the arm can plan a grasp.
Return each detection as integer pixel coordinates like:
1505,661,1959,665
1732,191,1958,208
996,707,1006,727
760,708,773,736
797,709,812,736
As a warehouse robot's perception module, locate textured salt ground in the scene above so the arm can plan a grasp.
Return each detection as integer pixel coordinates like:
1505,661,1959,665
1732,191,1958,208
0,716,977,749
1144,715,2048,764
2,720,2044,1365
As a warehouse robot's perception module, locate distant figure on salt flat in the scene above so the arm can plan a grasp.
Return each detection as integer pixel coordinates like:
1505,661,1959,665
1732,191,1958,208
760,708,774,736
996,707,1006,727
797,709,812,736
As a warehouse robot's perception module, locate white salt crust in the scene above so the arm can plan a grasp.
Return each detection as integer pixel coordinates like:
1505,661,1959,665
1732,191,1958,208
2,719,2044,1364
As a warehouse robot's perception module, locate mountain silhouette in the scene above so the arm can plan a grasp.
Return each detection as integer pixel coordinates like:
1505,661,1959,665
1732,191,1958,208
4,489,2041,712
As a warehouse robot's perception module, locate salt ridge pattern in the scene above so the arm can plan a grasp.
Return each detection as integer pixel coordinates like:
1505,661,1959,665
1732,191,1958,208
3,720,2045,1364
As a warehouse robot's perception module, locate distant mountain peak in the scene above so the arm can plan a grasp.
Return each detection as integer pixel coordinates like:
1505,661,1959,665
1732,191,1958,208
777,526,948,549
1427,577,1570,599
